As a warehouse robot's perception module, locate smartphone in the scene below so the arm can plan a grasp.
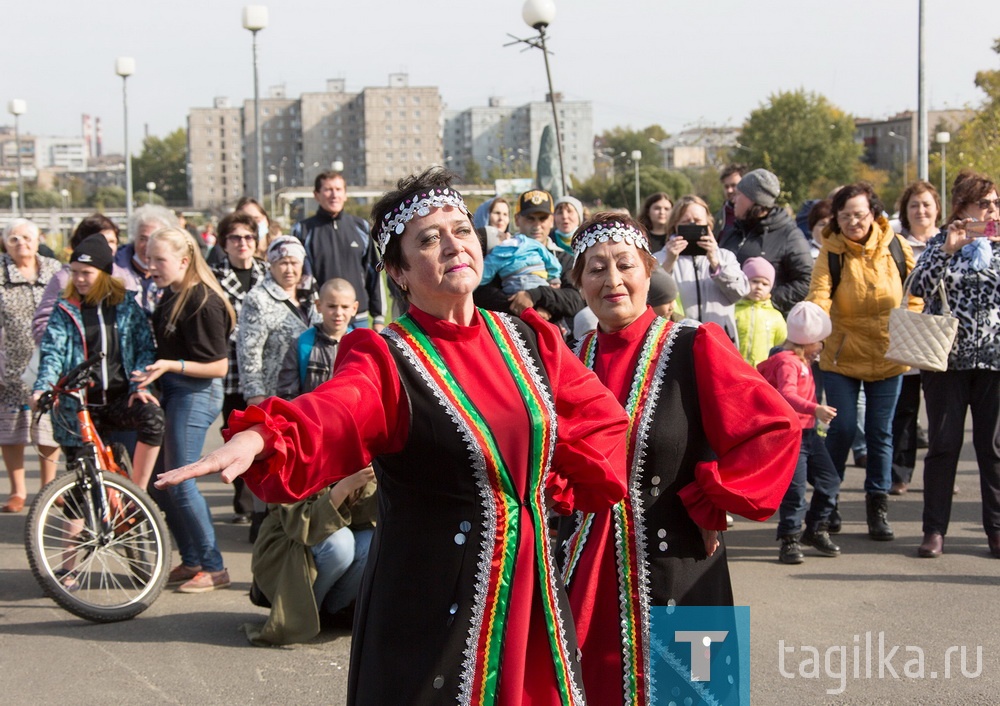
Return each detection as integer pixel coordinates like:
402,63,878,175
965,221,998,237
676,224,709,257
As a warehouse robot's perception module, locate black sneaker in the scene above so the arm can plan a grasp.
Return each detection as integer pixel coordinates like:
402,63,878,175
779,535,804,565
801,527,841,556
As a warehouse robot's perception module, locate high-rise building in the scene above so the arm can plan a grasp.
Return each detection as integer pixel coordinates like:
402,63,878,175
444,95,594,184
187,75,444,209
187,97,244,210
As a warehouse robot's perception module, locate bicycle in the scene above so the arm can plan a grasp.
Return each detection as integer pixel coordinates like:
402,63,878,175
24,352,169,622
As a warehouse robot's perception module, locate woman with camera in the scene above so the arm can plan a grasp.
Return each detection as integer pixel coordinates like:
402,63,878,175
655,194,748,343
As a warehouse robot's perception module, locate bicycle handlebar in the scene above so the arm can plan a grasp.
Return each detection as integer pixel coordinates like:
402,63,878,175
33,352,107,418
59,351,106,391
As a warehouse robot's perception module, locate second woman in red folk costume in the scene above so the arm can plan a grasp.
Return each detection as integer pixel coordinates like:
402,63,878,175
561,212,800,705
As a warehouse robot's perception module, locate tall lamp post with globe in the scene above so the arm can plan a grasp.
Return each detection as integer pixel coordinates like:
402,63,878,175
631,149,642,215
115,58,135,226
243,6,268,202
8,99,26,214
507,0,568,197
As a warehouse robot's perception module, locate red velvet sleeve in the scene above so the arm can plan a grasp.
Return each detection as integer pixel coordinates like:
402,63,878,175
677,323,800,530
521,309,628,515
223,329,408,504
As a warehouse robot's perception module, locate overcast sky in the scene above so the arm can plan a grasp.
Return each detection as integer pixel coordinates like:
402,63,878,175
4,0,997,153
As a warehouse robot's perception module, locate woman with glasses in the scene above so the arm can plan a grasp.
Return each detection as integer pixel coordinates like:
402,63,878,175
807,183,921,541
908,170,1000,559
211,211,267,525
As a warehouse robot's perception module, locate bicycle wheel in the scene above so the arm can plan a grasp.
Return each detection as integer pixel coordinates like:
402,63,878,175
24,469,170,623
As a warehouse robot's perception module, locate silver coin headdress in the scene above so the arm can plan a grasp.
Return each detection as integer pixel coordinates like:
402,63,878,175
374,186,471,269
571,220,651,263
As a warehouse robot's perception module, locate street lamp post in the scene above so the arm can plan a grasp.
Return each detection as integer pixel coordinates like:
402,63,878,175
10,191,18,214
936,131,950,213
60,188,70,210
115,58,135,227
631,149,642,215
243,6,269,202
509,0,568,197
887,131,909,183
8,99,26,215
267,173,278,215
146,181,156,205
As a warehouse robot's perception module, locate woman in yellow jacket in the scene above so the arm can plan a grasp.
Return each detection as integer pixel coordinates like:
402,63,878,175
807,183,922,541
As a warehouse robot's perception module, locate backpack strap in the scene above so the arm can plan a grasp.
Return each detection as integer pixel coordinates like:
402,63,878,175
827,251,842,298
888,234,908,283
297,327,318,388
828,235,907,298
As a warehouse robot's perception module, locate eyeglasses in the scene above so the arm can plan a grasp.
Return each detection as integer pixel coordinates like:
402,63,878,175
4,234,33,244
836,211,872,224
226,235,257,244
976,198,1000,210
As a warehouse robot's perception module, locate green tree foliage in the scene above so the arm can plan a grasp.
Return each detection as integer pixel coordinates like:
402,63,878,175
599,125,671,171
944,38,1000,190
574,165,692,214
132,128,188,205
463,158,484,184
91,186,127,210
735,89,861,207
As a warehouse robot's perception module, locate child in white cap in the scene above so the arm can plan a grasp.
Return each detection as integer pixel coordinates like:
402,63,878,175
757,301,841,564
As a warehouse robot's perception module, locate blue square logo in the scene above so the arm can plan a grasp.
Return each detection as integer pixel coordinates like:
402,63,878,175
649,605,750,705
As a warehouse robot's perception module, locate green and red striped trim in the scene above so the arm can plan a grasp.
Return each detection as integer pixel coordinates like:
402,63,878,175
390,310,575,706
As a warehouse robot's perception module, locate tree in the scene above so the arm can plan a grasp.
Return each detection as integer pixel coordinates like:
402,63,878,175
597,125,671,171
132,128,188,205
92,186,127,210
735,89,861,207
944,38,1000,188
463,158,484,184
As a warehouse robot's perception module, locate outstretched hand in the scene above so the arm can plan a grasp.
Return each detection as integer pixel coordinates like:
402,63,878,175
154,427,267,488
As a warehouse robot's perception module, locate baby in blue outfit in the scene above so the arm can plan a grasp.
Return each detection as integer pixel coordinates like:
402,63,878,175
479,234,562,295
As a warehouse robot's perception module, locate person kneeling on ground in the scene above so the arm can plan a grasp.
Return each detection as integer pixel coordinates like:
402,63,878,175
245,465,376,645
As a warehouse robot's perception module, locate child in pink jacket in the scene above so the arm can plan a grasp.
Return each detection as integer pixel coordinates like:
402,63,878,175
757,301,842,564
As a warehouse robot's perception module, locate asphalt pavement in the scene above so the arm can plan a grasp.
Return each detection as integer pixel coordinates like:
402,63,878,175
1,416,997,705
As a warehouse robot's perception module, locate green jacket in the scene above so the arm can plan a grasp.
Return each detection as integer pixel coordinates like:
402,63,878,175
734,298,787,369
246,482,376,646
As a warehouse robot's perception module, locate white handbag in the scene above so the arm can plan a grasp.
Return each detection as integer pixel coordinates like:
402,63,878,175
884,275,958,373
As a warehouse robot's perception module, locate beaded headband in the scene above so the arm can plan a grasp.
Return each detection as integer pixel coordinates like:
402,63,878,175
571,221,651,262
374,187,471,267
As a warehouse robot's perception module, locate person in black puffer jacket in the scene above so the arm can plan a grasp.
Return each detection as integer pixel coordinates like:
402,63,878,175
718,168,814,315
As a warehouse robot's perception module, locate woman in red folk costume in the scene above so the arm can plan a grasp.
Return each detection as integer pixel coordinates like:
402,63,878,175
561,212,799,705
157,168,629,706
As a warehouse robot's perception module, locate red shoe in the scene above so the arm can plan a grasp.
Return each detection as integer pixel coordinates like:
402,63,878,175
1,495,25,513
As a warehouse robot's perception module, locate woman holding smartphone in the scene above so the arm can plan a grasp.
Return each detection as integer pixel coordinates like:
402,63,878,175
908,170,1000,559
655,195,748,343
133,227,236,593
